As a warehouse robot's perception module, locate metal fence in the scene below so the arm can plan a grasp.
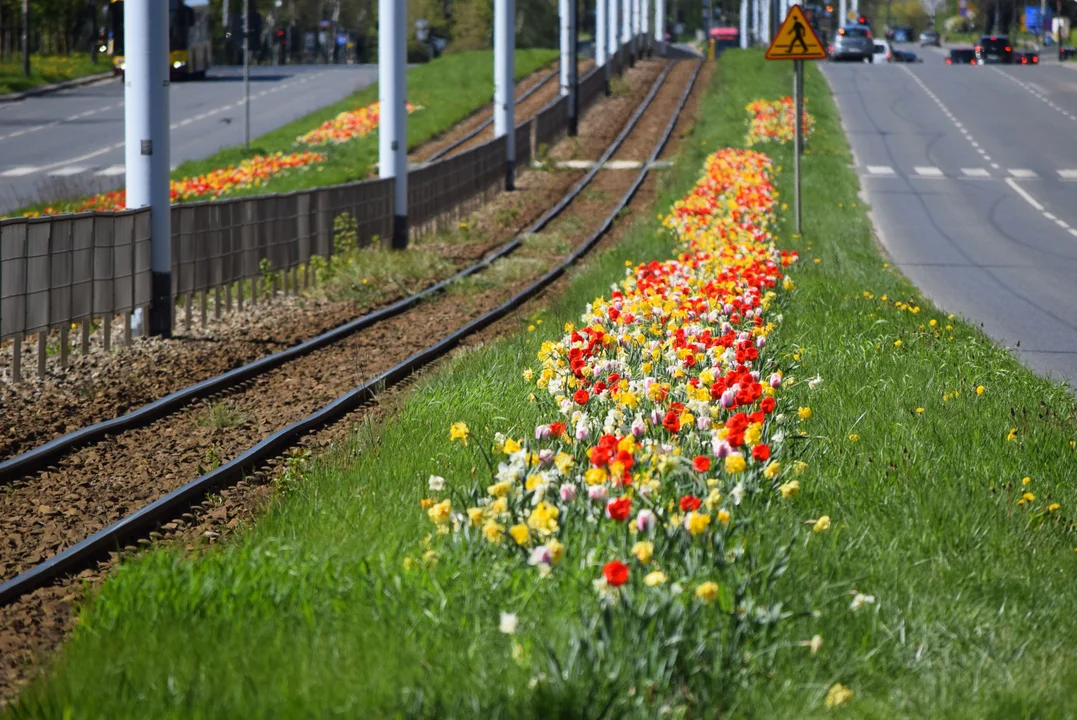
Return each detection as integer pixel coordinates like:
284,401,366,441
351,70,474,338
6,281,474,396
1,37,648,381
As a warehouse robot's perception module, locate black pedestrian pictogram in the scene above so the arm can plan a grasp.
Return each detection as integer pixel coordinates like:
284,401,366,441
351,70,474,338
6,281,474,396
787,18,809,54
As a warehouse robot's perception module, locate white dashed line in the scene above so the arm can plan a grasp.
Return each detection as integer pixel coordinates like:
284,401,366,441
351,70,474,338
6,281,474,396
95,165,126,177
1059,170,1077,180
866,165,895,175
962,168,990,178
1009,168,1038,178
914,166,944,177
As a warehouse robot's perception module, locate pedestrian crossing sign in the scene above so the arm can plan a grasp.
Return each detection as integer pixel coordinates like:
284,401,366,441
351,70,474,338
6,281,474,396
766,5,828,60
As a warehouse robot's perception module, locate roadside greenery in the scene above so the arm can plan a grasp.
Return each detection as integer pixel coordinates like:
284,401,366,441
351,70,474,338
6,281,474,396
0,53,103,95
11,49,1077,718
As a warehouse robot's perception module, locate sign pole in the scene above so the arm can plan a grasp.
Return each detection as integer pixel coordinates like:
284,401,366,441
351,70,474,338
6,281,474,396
793,59,802,235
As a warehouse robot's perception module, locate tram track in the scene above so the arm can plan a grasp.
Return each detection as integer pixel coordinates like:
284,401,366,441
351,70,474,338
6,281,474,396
0,57,703,706
0,59,703,607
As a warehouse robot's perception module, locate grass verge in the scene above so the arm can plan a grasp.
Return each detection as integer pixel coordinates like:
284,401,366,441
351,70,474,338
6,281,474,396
13,49,1077,718
169,49,558,196
0,54,104,95
9,49,556,216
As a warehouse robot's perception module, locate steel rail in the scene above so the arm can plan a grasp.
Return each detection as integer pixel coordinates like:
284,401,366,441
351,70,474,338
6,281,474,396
0,59,699,606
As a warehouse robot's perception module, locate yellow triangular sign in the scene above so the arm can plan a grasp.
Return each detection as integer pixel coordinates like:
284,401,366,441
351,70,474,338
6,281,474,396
766,5,828,60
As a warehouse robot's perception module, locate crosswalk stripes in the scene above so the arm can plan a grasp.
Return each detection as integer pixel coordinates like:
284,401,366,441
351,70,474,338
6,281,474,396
866,165,895,175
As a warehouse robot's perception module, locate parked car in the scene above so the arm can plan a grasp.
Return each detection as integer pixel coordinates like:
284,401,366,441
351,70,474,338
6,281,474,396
872,41,893,63
892,48,921,62
946,48,977,64
919,28,940,46
1014,50,1040,64
831,24,874,62
974,35,1014,64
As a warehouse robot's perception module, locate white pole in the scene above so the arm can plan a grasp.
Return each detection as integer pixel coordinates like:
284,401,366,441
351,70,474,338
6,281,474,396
125,0,171,337
243,0,250,149
637,0,646,54
597,0,608,66
851,0,859,18
739,0,748,47
655,0,666,52
495,0,516,190
753,0,761,44
378,0,407,249
608,0,619,59
762,0,770,43
560,0,570,96
622,0,631,45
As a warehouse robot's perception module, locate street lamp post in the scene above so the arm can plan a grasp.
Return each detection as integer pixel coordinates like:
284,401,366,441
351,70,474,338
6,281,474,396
22,0,29,77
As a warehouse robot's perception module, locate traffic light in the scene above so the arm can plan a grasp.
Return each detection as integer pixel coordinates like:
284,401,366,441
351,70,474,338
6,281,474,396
857,15,867,24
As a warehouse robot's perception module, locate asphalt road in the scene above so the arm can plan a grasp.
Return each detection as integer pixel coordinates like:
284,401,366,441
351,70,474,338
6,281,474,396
0,64,378,214
824,55,1077,385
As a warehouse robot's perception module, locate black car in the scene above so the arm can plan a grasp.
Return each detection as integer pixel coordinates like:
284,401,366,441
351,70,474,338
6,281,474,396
892,49,921,62
1014,50,1040,65
946,48,977,64
975,35,1014,64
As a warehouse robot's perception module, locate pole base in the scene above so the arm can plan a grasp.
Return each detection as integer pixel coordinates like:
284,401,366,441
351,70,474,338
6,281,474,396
392,214,408,250
149,271,172,339
506,159,516,192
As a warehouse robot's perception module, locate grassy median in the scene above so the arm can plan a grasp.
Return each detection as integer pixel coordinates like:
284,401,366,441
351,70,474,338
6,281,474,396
11,50,1077,718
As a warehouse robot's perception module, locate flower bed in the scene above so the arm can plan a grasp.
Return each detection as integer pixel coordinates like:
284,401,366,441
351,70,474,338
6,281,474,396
297,101,419,146
418,147,817,700
745,97,814,146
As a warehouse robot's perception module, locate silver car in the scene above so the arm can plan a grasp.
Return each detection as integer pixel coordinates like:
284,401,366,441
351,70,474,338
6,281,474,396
831,24,874,62
920,28,940,46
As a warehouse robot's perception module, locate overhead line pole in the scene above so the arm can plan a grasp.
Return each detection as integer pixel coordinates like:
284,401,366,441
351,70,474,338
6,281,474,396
21,0,29,77
378,0,407,249
125,0,172,337
243,0,250,149
495,0,516,188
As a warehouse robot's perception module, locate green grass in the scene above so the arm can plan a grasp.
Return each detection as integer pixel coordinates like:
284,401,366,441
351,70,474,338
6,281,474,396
0,53,105,95
14,49,1077,718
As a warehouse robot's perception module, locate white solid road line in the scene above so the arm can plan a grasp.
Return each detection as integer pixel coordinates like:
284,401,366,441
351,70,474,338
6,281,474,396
0,166,38,177
1006,178,1046,211
47,166,90,177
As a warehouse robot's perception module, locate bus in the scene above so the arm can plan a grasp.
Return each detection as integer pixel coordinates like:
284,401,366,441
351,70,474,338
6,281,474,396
108,0,212,80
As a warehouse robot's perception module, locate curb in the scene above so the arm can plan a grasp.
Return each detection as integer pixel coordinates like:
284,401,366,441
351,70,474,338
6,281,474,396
0,71,116,103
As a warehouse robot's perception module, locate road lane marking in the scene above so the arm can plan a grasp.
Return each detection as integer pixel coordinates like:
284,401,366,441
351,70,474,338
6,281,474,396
866,165,895,175
1005,178,1045,210
95,165,126,176
0,166,38,177
1009,169,1037,178
914,166,943,177
1059,170,1077,180
962,168,990,178
48,166,90,176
